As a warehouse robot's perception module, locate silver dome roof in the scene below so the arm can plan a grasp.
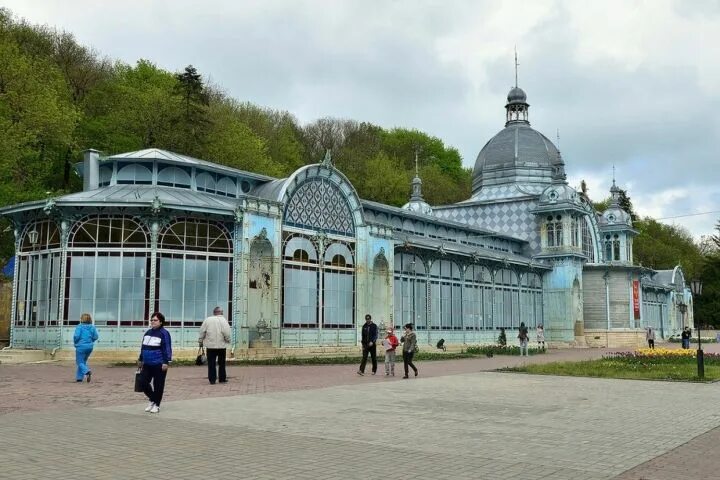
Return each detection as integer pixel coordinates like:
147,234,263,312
471,123,565,196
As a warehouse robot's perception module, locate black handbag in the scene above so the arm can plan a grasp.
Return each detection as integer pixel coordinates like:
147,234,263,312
195,346,207,366
134,369,143,392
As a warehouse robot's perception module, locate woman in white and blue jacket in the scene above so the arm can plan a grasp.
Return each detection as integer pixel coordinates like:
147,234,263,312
138,312,172,414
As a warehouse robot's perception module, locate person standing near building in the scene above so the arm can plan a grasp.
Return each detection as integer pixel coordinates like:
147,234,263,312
198,306,232,384
536,324,545,351
518,322,529,357
73,313,99,382
646,326,656,349
357,314,378,376
400,323,418,379
138,312,172,414
382,328,399,376
681,327,691,349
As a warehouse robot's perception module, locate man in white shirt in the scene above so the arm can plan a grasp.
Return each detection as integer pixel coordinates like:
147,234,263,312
198,306,232,384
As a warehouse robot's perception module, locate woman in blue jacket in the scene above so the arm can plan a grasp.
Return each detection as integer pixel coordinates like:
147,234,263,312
73,313,99,382
138,311,172,414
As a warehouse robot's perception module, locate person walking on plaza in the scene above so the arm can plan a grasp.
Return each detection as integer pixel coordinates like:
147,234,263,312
681,327,691,349
646,326,656,349
518,322,529,356
536,324,545,351
138,312,172,414
357,314,378,375
73,313,99,383
382,327,400,376
400,323,418,379
198,306,232,384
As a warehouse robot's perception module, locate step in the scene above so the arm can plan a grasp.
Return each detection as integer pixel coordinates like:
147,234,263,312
0,350,47,364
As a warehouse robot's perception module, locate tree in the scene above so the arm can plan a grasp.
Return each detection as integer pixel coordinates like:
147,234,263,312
172,65,211,156
633,218,704,279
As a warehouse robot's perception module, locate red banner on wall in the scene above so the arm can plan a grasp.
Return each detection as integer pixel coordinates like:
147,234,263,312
632,280,640,319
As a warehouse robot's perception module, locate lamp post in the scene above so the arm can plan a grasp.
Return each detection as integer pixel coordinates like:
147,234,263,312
690,278,704,379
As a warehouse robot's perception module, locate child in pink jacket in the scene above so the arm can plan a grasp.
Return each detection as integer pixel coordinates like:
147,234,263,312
382,328,400,376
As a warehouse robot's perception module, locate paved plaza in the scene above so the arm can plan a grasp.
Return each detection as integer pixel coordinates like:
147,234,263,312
2,348,720,479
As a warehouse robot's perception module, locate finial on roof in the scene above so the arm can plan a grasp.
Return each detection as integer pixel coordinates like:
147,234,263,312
612,164,616,186
414,150,419,177
556,128,560,149
514,46,519,88
322,149,333,168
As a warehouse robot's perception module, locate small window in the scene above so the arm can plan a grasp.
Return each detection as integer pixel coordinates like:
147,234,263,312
293,249,310,262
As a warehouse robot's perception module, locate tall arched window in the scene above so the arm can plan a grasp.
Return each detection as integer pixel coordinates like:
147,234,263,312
323,242,355,328
16,220,62,328
157,219,232,327
65,216,150,326
613,234,621,261
282,234,319,327
582,216,595,262
546,215,563,247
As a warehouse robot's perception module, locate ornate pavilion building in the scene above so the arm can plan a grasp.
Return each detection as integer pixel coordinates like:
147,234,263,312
0,86,693,355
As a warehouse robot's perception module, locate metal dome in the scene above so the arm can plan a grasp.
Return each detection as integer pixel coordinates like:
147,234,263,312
471,123,565,195
507,86,527,104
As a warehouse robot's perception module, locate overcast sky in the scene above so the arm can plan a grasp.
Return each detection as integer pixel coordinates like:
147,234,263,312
4,0,719,239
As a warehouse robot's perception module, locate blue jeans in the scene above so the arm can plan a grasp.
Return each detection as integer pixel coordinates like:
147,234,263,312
75,345,94,380
682,339,690,349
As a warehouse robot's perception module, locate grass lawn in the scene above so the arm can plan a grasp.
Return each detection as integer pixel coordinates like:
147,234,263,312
506,356,720,382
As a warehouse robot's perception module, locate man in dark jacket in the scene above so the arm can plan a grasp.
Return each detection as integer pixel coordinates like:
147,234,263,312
357,314,378,375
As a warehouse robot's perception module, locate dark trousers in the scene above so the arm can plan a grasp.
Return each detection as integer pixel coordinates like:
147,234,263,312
359,344,377,374
141,364,167,406
648,339,655,349
207,348,227,384
403,351,417,377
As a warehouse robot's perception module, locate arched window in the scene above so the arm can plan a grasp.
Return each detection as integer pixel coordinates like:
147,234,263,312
582,216,595,262
65,216,150,326
157,219,232,327
117,163,152,184
613,234,621,261
196,172,216,193
604,234,613,261
282,234,319,327
15,220,62,328
323,241,355,328
546,215,563,247
157,166,191,187
571,217,579,247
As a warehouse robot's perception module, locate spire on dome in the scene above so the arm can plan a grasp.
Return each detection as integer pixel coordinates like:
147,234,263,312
506,50,529,126
610,166,621,205
402,151,433,215
410,150,424,202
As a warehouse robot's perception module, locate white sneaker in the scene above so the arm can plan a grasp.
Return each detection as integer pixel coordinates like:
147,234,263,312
149,405,160,414
144,402,155,412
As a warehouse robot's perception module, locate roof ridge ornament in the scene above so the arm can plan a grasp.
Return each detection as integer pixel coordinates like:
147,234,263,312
322,149,334,168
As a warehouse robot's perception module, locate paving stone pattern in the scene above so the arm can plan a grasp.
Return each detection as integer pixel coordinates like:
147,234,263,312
2,346,720,479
